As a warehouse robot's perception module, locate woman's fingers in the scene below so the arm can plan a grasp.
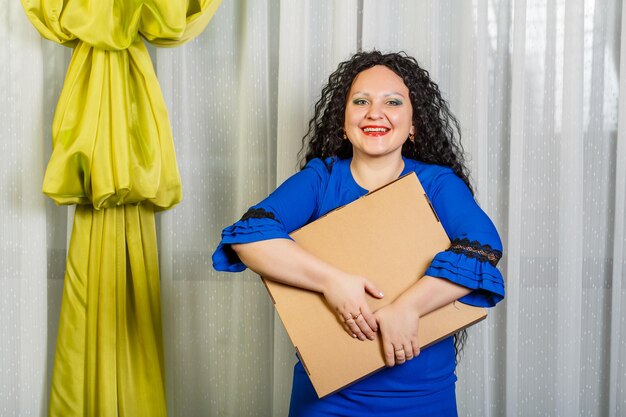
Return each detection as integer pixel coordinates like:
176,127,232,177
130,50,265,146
353,310,378,339
411,339,421,358
361,309,379,334
383,342,416,367
343,310,376,340
326,275,384,340
383,341,396,366
341,321,357,338
376,302,421,366
364,281,384,300
393,345,407,364
343,313,364,339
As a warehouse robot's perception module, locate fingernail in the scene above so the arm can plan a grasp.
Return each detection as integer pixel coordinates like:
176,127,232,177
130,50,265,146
352,334,357,338
379,292,384,297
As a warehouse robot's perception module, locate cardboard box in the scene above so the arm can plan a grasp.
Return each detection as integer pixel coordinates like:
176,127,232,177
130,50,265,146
261,173,487,398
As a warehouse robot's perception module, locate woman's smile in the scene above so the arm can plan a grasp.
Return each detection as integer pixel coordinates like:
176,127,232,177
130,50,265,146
361,125,390,136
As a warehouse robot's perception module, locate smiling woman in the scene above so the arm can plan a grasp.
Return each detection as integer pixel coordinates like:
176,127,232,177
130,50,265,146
212,50,504,417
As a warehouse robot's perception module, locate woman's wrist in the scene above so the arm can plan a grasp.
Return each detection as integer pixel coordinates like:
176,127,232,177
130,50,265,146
393,276,472,317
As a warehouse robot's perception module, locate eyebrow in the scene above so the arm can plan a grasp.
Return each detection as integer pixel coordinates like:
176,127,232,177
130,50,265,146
350,91,407,98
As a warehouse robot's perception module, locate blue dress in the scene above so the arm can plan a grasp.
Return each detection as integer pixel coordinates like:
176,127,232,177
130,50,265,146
212,157,505,417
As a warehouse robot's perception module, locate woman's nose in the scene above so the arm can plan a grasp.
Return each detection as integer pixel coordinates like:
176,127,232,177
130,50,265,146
366,102,384,119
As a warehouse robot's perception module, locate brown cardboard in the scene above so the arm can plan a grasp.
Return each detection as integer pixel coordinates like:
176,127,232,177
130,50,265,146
261,172,487,398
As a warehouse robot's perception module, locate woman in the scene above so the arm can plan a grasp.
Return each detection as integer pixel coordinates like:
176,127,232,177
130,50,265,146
212,50,505,417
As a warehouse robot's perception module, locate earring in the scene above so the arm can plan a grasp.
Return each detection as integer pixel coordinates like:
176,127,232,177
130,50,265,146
409,133,415,143
343,132,348,140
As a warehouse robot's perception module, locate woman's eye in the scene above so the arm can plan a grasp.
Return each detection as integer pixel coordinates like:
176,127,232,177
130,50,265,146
386,99,402,106
352,98,368,105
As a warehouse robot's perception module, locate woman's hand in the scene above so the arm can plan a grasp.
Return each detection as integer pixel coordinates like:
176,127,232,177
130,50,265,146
375,298,421,367
322,274,384,341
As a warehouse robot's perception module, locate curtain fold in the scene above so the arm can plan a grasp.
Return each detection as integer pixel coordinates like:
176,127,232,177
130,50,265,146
42,39,182,209
609,2,626,415
21,0,221,49
273,3,358,414
51,204,166,416
556,1,584,414
156,1,278,415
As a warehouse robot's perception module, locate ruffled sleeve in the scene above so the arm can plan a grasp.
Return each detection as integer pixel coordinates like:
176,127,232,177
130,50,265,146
422,168,505,307
425,238,504,307
212,159,330,272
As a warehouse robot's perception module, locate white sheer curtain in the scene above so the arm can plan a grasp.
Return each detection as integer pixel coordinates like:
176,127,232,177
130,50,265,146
2,0,625,416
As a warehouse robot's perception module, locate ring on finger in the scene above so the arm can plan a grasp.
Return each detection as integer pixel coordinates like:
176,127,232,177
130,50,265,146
394,347,404,352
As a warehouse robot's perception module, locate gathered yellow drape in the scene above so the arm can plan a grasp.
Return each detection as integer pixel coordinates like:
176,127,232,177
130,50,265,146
21,1,222,416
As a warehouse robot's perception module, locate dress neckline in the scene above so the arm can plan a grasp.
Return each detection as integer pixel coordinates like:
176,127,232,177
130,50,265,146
344,156,410,193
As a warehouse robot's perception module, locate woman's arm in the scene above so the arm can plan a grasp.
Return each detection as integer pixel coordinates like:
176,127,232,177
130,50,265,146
215,159,384,341
232,239,384,341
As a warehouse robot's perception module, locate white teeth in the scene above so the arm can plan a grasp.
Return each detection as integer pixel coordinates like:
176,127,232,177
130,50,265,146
363,127,388,132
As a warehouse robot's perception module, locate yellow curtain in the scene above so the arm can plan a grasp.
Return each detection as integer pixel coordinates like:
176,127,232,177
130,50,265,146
20,1,222,416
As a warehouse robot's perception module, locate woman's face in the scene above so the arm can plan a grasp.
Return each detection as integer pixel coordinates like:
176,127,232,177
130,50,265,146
343,65,414,161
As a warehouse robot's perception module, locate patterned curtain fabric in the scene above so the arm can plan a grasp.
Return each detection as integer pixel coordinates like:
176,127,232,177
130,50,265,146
19,1,222,416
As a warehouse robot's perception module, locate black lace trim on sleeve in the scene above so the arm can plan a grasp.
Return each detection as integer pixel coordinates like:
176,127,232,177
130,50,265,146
240,207,278,222
448,238,502,266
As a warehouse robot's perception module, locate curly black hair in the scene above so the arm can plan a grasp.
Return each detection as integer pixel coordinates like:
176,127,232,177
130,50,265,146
298,50,473,194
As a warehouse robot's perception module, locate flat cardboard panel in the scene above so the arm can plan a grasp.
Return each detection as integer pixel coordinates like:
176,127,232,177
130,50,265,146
262,173,487,397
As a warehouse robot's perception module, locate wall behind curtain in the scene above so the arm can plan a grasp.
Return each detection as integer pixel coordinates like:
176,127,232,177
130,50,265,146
156,1,279,415
2,0,625,416
1,2,70,415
